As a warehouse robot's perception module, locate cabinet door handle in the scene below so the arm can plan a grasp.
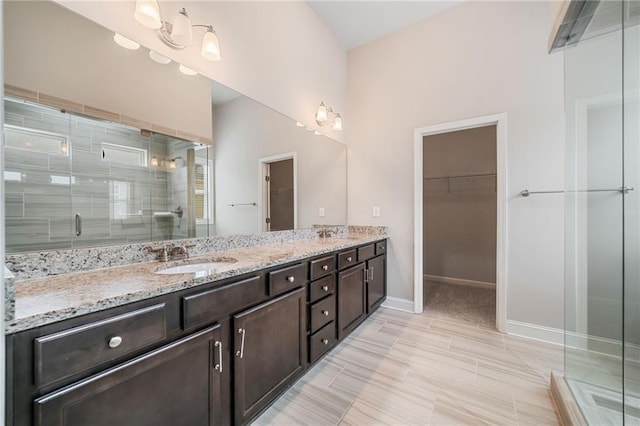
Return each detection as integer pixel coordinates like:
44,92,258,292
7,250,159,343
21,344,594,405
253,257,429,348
214,341,223,373
322,310,329,316
236,328,246,359
322,339,329,345
347,257,352,262
363,268,368,283
370,267,374,281
322,285,329,291
322,265,329,271
108,336,122,348
287,276,295,283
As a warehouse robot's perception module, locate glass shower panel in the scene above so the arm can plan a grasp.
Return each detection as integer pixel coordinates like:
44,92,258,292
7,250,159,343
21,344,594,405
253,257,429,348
70,115,152,247
3,98,72,252
624,1,640,423
150,133,211,242
563,1,625,423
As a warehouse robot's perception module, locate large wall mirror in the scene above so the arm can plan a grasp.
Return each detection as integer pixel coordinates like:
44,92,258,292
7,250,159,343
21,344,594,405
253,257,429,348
3,1,347,253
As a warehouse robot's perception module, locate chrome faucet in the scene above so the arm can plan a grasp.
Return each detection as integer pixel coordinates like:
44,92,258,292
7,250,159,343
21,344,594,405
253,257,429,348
317,227,336,238
145,243,196,262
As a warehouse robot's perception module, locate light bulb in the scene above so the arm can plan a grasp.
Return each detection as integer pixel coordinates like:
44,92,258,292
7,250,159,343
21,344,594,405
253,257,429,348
113,33,140,50
332,114,343,131
315,102,328,123
201,27,221,61
171,8,193,46
134,0,161,29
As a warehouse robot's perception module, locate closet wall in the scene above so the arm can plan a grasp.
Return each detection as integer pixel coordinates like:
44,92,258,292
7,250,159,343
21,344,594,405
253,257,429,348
423,125,497,285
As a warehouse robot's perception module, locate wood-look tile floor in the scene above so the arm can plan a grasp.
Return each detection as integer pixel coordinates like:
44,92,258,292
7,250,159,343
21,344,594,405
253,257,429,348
253,308,563,425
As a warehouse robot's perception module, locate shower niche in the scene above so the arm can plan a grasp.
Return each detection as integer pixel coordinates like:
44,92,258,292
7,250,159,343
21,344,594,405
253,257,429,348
3,97,213,252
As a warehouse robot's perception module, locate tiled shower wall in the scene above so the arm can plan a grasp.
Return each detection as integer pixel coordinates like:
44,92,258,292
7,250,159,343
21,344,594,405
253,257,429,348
4,99,205,253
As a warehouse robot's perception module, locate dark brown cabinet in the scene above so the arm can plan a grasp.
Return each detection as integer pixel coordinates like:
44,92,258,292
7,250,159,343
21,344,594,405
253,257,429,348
337,263,367,339
8,239,387,426
233,287,307,424
366,254,386,313
34,325,224,426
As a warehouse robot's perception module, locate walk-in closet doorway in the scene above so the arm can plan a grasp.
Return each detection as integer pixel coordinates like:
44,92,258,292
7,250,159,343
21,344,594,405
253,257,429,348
413,114,508,332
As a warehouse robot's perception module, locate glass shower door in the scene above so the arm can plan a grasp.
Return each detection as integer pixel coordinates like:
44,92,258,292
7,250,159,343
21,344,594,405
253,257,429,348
563,0,625,423
624,0,640,423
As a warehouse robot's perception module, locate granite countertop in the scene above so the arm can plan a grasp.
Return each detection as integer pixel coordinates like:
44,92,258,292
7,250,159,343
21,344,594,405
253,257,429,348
7,233,386,334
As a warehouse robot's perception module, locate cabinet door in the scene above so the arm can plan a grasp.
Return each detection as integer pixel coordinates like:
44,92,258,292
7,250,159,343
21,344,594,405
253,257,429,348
367,255,386,313
234,287,306,425
34,325,224,426
337,263,367,339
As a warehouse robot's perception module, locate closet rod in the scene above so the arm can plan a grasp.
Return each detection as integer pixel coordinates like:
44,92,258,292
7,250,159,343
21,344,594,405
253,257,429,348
424,172,496,180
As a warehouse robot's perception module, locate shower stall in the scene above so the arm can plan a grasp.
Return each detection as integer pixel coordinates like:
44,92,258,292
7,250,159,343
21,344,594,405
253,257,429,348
561,0,639,423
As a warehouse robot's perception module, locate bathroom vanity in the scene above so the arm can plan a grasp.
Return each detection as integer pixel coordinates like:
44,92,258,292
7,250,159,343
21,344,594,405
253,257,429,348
5,232,387,426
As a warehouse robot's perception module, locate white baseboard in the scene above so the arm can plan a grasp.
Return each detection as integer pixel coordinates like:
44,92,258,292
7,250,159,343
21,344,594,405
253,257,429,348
381,296,415,313
506,320,564,346
423,274,495,289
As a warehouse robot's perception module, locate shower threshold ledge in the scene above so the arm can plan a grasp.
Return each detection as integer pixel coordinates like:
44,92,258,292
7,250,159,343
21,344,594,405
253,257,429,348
550,372,588,426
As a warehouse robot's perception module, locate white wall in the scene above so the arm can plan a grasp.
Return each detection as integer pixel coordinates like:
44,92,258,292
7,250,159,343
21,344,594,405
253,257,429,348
56,0,347,143
347,1,565,330
4,1,212,140
214,96,347,236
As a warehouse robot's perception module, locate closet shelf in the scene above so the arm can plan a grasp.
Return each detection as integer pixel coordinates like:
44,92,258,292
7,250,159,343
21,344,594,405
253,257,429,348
424,172,496,180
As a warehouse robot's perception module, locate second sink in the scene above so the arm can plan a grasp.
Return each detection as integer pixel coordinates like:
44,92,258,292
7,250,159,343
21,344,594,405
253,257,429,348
156,260,237,278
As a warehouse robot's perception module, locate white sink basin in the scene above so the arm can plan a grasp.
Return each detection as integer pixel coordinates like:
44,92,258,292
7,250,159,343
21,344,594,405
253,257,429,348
156,261,236,277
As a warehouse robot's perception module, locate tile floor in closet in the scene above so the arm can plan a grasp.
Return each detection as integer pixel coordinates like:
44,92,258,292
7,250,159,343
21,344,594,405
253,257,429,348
254,301,563,425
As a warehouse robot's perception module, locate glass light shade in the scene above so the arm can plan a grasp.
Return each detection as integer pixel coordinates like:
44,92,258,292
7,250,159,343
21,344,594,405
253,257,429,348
178,64,198,76
151,157,159,167
113,33,140,50
169,160,177,169
201,29,221,61
332,114,343,131
171,9,193,47
315,102,328,122
134,0,161,29
314,130,322,136
149,50,171,64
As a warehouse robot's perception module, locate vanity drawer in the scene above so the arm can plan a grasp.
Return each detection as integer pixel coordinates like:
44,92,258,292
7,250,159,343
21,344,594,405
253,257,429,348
310,294,335,333
34,303,167,388
375,240,386,255
309,274,335,304
182,275,264,330
269,263,306,296
309,322,337,364
309,255,336,280
338,249,357,270
357,244,376,262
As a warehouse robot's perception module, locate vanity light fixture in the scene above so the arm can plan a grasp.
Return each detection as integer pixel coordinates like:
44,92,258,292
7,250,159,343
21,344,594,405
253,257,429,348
134,1,222,62
113,33,140,50
315,102,343,131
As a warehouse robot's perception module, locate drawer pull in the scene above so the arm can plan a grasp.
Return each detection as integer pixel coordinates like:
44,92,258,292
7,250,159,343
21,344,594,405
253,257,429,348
347,257,352,262
322,310,329,316
322,285,329,292
215,341,223,373
287,276,295,283
322,265,329,271
108,336,123,348
236,328,246,359
322,339,329,345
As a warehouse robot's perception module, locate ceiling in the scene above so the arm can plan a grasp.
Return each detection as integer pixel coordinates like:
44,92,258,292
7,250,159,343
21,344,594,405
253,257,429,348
307,1,462,50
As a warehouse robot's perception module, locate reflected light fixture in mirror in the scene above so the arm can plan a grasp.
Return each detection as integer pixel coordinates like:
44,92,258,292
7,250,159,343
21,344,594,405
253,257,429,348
315,102,343,131
179,64,198,76
113,33,140,50
134,0,222,62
